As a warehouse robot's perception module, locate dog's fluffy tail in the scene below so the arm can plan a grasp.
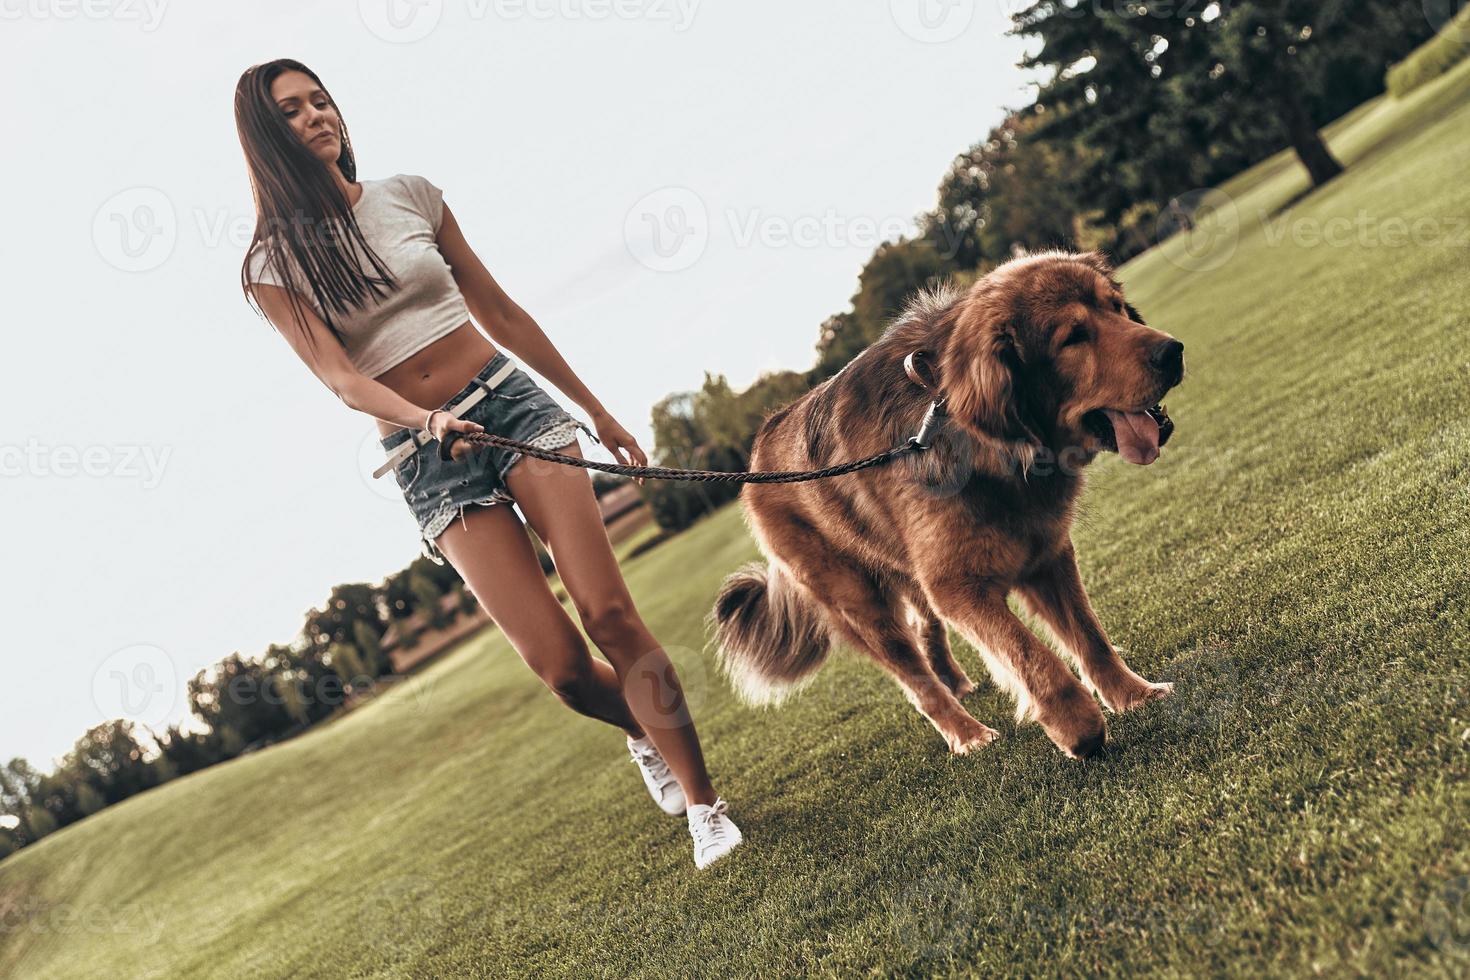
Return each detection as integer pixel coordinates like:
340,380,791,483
706,560,833,706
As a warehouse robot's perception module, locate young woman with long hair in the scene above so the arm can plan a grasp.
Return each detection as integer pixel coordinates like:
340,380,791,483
234,58,741,870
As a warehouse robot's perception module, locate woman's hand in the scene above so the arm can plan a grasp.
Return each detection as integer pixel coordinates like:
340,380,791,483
428,410,485,463
591,409,649,486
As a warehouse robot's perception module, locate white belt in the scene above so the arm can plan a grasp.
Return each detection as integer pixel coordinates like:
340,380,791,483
371,358,519,479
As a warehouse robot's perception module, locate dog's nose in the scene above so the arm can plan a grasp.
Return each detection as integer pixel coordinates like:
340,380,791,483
1151,339,1184,382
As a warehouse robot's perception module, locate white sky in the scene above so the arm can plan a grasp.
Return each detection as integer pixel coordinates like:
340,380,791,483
1,1,1034,770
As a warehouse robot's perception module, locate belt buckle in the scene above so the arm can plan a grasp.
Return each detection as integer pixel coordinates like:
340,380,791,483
371,358,516,479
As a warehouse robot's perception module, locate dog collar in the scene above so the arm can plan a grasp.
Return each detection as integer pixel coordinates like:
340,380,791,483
904,349,947,449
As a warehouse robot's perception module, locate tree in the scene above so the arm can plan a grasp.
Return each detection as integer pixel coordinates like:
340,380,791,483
351,618,386,678
327,641,367,691
302,583,387,663
1012,0,1435,203
186,653,299,749
61,720,154,807
408,572,447,630
815,238,954,377
921,108,1087,270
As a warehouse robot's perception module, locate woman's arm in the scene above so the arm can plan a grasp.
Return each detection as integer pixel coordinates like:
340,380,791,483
436,202,609,422
247,280,482,442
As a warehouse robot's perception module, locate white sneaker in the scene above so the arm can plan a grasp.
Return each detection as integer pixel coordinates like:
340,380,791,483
627,735,686,816
687,797,743,870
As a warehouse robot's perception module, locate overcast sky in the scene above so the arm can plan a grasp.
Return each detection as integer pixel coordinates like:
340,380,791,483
1,1,1035,770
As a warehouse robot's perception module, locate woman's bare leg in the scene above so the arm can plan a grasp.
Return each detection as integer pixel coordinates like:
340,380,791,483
505,438,719,807
432,498,643,737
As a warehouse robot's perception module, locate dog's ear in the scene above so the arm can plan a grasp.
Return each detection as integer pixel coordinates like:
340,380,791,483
939,306,1042,472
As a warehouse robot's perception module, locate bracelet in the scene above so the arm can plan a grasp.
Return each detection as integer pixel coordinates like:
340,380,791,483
424,408,445,437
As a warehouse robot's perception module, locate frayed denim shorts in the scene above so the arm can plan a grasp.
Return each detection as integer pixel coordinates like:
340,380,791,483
379,350,598,566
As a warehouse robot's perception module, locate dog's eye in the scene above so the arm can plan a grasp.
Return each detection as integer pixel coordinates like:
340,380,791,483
1112,298,1126,314
1060,326,1088,348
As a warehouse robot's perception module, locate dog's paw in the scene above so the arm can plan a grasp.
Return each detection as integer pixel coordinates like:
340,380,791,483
1103,680,1174,714
945,719,1000,755
951,676,978,700
1038,687,1108,759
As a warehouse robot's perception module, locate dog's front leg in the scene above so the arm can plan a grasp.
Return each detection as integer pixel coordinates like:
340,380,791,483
1015,545,1173,713
922,582,1107,759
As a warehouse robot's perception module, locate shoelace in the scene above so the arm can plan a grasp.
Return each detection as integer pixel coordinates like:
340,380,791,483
631,745,673,786
690,798,731,846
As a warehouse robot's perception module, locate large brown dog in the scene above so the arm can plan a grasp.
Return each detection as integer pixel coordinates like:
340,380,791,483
707,250,1184,758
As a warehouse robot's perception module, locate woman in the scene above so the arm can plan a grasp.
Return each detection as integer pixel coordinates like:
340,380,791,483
235,59,741,870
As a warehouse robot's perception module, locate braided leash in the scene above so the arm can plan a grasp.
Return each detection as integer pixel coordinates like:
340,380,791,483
438,394,950,485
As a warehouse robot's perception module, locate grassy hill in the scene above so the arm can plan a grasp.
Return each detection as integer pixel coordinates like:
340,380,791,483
4,64,1470,978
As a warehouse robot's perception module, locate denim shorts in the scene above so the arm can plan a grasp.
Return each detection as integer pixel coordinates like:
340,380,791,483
379,350,599,565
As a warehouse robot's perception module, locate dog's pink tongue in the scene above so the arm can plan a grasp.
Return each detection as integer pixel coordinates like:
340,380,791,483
1103,409,1161,465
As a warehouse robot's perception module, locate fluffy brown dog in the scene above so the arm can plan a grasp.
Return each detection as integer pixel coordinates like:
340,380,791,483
707,250,1184,758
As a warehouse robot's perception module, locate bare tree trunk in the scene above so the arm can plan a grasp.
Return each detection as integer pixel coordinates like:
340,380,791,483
1280,79,1345,186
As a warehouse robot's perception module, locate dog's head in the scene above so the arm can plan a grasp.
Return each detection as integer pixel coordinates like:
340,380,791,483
937,250,1183,470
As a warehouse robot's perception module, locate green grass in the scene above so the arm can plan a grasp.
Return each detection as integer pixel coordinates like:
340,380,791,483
1387,5,1470,99
5,71,1470,979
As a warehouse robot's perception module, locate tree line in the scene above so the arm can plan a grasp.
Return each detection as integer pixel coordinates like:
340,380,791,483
637,1,1439,530
0,472,629,860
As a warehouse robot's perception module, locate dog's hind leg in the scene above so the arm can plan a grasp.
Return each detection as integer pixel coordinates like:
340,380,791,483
788,556,997,754
899,590,977,699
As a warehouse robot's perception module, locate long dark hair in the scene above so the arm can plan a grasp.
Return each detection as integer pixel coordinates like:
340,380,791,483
235,58,398,356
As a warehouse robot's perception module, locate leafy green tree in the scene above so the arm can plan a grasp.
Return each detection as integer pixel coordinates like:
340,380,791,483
62,720,154,806
75,781,106,818
157,724,231,777
814,238,954,377
302,583,386,664
327,641,367,691
187,653,299,749
1012,0,1435,208
22,805,57,843
351,618,385,678
408,571,447,629
923,109,1086,270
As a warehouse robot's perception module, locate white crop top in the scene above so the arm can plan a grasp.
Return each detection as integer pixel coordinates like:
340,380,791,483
245,174,472,378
